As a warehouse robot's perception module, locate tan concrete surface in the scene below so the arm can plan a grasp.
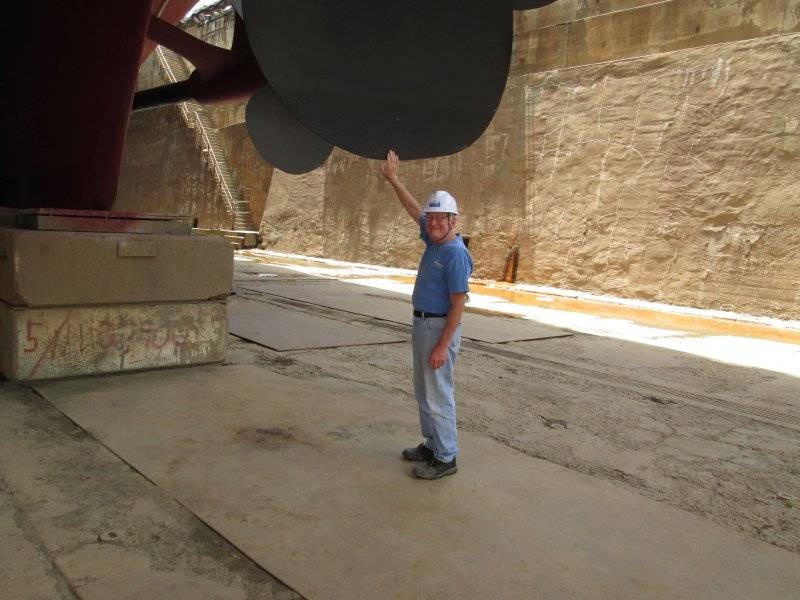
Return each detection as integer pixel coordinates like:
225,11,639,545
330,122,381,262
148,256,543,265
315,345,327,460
34,364,800,600
510,32,800,319
0,383,300,600
0,229,232,307
116,102,232,230
217,124,274,230
0,479,70,600
512,0,800,74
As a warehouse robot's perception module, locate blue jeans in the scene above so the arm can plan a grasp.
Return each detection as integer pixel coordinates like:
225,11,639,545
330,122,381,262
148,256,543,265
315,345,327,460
412,316,461,462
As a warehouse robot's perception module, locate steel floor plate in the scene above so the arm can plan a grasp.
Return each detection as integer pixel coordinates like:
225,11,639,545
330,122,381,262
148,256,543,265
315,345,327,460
228,296,407,351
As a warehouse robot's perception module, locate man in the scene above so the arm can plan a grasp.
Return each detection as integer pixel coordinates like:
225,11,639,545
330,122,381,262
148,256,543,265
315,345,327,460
380,150,473,480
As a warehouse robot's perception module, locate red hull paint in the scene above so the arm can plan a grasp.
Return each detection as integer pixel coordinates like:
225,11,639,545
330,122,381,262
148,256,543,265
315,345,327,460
2,0,195,211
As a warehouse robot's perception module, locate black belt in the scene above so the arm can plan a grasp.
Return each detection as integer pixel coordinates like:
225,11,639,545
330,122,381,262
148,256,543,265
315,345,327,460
413,310,447,318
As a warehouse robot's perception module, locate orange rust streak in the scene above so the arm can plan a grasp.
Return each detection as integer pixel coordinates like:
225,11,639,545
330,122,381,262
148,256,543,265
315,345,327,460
384,275,800,345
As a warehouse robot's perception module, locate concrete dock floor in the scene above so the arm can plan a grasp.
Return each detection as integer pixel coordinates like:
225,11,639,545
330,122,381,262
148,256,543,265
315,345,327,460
2,253,799,599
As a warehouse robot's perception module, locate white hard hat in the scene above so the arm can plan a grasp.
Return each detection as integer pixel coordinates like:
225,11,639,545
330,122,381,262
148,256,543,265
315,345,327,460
423,191,459,215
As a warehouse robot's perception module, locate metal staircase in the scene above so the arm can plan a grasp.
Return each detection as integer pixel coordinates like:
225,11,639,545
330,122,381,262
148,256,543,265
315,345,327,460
154,46,254,232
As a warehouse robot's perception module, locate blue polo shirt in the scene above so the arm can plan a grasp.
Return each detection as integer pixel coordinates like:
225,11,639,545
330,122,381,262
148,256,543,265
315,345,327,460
412,214,473,314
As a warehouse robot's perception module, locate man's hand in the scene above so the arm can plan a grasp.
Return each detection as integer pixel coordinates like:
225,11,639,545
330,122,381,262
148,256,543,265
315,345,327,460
380,150,399,182
381,150,422,222
428,293,467,370
429,341,448,370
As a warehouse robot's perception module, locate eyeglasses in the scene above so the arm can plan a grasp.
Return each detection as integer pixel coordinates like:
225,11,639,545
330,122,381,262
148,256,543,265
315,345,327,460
427,215,452,223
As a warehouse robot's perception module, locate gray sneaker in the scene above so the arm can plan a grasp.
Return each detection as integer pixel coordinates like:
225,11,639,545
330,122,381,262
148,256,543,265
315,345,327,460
402,443,434,462
413,457,457,480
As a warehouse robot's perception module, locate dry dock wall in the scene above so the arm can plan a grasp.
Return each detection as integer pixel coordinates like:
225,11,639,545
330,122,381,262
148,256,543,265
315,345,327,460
119,0,800,319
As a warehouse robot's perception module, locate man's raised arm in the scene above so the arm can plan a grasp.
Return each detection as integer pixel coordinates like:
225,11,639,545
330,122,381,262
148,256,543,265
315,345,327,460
380,150,422,223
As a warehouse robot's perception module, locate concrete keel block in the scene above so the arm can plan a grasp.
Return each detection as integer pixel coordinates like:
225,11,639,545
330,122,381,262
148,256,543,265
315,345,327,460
0,229,233,307
0,301,227,381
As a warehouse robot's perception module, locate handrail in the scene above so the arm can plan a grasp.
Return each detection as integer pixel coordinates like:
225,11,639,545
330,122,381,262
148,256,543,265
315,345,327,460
154,46,239,229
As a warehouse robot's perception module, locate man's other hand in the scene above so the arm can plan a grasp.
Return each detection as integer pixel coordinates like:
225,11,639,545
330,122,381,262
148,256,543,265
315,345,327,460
429,341,448,370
